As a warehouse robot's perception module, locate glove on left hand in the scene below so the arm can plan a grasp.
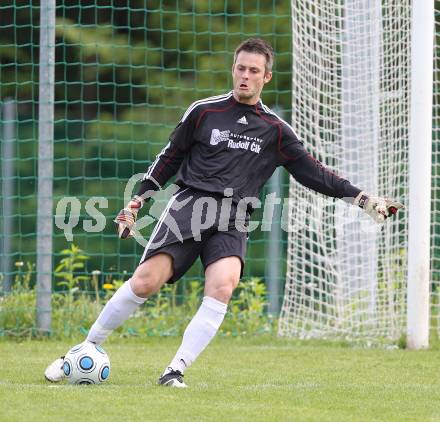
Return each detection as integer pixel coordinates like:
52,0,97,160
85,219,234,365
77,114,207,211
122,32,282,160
354,192,404,223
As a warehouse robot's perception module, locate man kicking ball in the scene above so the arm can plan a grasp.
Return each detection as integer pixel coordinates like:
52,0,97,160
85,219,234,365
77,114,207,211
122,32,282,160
45,38,403,387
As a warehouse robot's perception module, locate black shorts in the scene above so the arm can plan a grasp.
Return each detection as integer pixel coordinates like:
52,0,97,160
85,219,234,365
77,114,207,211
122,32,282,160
139,187,247,283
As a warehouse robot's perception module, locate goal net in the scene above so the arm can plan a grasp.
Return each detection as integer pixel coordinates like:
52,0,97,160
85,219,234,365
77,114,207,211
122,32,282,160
279,1,411,343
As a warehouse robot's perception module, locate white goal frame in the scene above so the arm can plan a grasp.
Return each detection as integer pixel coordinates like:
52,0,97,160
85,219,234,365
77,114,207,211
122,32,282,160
407,0,434,349
280,1,434,349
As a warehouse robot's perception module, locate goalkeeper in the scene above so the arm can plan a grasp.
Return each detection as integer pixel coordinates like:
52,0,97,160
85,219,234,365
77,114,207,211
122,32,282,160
45,38,403,387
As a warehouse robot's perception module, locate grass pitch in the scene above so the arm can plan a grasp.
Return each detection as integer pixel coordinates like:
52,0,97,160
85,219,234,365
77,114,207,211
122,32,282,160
1,337,440,421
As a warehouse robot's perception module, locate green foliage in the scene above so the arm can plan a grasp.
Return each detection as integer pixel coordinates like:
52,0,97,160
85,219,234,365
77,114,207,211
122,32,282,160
54,244,90,292
0,262,36,338
0,248,275,339
224,278,275,336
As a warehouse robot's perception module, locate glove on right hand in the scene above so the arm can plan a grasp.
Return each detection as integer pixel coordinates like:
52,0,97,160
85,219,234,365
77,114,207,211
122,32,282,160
114,195,144,239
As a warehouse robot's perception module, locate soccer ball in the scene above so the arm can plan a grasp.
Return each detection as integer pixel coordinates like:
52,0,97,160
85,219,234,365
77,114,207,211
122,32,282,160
62,342,111,385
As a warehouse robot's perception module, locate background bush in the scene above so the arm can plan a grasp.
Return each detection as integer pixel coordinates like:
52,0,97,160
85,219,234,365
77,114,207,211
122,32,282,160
0,245,276,339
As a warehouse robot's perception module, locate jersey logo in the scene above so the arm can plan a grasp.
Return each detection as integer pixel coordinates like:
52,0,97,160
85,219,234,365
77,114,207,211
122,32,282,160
210,129,230,145
209,128,262,154
237,115,248,125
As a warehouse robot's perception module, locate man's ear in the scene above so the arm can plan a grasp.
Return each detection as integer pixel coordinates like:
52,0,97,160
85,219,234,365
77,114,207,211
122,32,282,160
264,71,272,84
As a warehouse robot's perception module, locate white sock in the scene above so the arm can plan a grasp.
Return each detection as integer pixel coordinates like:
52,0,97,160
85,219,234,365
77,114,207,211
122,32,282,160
165,296,227,375
86,279,146,344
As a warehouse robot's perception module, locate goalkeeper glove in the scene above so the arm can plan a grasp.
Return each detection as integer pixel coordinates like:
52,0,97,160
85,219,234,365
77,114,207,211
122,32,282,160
354,191,404,223
114,195,144,239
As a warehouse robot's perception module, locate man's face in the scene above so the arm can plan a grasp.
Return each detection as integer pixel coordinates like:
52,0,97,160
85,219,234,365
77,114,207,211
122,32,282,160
232,51,272,105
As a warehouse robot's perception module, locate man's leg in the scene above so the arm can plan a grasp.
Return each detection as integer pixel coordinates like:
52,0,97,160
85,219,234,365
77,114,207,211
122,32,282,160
87,253,173,344
45,253,173,382
159,256,241,387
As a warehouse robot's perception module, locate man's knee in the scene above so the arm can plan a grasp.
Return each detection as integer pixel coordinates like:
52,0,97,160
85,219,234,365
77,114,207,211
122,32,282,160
131,253,173,298
204,256,241,303
205,275,240,303
206,281,237,303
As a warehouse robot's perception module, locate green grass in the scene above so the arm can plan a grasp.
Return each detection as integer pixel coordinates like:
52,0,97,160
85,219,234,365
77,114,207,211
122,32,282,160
1,337,440,421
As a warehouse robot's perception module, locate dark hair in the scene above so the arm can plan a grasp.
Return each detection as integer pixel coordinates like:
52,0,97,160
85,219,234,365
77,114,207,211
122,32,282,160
233,38,274,73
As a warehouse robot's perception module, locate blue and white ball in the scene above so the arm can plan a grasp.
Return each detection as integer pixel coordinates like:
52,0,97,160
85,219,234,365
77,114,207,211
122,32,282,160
63,342,110,385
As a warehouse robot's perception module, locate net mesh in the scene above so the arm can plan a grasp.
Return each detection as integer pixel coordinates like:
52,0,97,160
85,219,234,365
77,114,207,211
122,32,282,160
0,1,292,335
279,0,410,343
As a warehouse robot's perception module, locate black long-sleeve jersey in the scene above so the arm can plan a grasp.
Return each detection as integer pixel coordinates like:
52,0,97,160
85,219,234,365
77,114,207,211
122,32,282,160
137,91,361,204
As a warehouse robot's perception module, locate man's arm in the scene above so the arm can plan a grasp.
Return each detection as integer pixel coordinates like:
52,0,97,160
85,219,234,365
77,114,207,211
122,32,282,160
116,109,197,239
115,142,186,239
135,141,186,200
284,153,361,199
278,122,360,199
280,126,403,222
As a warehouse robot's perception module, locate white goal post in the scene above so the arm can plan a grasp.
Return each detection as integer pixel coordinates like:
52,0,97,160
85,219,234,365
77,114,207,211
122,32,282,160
279,1,435,348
